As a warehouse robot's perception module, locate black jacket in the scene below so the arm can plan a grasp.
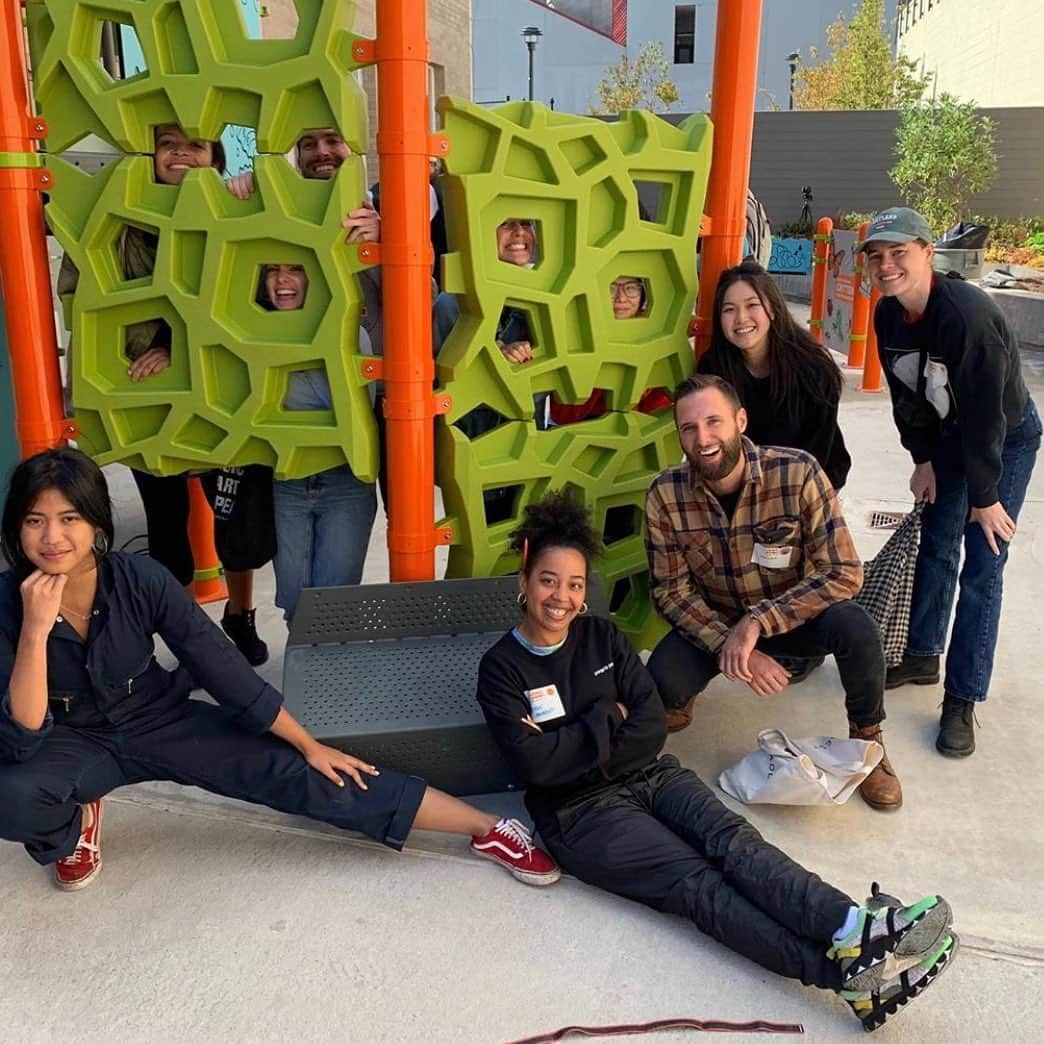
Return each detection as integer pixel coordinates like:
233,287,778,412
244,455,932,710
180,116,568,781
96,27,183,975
874,274,1029,507
697,349,851,491
0,553,282,762
476,616,667,819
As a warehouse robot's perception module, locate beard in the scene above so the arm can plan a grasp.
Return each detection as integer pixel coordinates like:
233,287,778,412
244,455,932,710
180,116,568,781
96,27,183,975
685,431,744,481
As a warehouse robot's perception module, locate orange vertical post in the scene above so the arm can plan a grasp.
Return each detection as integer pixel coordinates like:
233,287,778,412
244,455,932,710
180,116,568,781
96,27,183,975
861,285,884,392
187,477,226,603
373,0,438,581
847,221,870,369
809,217,832,345
0,0,66,456
692,0,763,355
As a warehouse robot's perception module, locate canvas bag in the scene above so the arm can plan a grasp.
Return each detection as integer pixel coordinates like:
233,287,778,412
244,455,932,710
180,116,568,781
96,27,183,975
718,728,883,806
855,503,924,667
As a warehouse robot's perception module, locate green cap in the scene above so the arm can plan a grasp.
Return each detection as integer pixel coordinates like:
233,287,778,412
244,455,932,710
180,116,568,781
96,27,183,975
857,207,933,251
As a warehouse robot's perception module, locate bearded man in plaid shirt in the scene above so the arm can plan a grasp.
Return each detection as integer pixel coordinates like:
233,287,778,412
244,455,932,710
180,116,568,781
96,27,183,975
645,374,901,811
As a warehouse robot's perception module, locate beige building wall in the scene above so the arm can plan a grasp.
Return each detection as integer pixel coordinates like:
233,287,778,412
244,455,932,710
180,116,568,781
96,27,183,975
260,0,472,175
896,0,1044,106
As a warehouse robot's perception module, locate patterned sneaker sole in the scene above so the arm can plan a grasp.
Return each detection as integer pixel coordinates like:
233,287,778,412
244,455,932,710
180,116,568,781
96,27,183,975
845,932,959,1033
842,896,952,993
469,846,562,887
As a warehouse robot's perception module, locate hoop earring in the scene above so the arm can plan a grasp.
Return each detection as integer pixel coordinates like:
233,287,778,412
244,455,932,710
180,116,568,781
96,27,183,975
92,531,110,556
516,592,527,608
579,602,589,615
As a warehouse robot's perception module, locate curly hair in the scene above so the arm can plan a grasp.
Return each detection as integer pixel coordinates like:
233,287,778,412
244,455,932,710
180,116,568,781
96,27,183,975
701,261,841,428
510,489,602,575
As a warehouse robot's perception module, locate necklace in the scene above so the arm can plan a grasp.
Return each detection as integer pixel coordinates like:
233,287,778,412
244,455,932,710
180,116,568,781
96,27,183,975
59,604,93,622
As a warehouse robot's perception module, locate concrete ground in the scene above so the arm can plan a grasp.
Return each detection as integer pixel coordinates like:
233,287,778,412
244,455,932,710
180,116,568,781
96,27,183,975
2,326,1042,1043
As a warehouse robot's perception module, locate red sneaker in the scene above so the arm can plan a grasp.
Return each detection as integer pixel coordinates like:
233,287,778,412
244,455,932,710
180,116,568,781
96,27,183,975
54,800,103,891
470,817,560,886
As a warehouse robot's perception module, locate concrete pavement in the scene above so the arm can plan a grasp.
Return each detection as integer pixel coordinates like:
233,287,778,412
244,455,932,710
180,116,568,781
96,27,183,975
2,344,1042,1043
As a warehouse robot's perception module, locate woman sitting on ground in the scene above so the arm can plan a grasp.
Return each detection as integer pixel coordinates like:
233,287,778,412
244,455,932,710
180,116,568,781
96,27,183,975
0,448,558,892
475,489,956,1033
698,261,851,491
548,275,671,426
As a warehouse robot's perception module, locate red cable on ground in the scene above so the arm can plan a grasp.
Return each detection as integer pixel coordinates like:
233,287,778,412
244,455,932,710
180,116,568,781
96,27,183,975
505,1016,805,1043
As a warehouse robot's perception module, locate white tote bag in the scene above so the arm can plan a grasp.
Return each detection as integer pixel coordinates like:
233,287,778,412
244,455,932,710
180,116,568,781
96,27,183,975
718,729,883,807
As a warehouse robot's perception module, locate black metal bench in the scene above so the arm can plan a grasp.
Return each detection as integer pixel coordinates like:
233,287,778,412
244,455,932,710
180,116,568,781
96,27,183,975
282,576,606,796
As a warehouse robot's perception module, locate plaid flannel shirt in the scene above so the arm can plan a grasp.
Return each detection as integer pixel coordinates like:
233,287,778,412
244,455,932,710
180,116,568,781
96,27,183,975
645,438,863,652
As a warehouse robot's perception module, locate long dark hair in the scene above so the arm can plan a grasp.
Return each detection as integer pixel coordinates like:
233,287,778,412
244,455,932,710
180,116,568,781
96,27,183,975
1,448,114,577
510,489,602,577
702,261,841,428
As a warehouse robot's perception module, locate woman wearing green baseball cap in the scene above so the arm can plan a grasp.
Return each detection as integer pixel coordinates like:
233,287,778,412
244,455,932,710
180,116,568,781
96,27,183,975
860,207,1040,758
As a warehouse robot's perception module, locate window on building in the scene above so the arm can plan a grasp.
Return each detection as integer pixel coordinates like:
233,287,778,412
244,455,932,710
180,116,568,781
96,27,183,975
674,5,695,64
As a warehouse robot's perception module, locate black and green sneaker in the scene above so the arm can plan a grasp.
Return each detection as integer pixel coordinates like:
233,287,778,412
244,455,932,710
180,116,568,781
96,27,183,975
841,931,959,1033
829,883,953,993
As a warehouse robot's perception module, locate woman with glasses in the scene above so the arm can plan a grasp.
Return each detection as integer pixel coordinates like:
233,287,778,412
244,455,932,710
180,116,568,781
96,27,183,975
548,276,672,425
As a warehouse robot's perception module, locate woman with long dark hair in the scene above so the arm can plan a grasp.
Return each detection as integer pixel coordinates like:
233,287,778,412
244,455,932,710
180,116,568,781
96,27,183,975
0,448,557,892
475,489,956,1033
698,261,851,491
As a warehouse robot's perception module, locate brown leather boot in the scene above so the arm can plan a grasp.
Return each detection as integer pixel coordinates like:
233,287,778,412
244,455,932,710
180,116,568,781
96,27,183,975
849,721,903,811
665,695,696,733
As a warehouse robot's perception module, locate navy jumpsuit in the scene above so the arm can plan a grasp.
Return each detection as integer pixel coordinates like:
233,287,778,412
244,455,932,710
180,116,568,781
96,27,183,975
0,552,426,865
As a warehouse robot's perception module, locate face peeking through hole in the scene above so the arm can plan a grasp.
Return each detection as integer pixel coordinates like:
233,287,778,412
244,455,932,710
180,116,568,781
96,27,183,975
263,265,309,311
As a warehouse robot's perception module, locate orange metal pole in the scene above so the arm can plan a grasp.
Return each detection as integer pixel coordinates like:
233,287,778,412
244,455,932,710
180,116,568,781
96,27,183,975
187,477,227,603
809,217,832,345
861,285,884,392
374,0,437,581
847,221,870,369
692,0,763,355
0,0,66,457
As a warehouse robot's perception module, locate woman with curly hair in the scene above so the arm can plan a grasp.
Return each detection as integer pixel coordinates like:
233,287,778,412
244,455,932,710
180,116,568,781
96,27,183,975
474,489,956,1033
698,261,851,491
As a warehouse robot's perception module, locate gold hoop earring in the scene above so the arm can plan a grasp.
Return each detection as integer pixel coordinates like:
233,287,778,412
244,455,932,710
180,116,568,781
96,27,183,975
516,592,527,608
579,602,589,615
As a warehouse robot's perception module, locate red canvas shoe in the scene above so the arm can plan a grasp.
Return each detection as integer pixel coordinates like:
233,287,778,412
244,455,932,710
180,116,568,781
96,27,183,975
470,817,561,886
54,800,103,891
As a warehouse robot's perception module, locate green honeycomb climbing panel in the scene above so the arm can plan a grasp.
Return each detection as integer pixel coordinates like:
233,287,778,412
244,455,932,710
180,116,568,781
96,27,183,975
28,0,378,480
435,101,712,650
438,411,679,651
26,0,368,155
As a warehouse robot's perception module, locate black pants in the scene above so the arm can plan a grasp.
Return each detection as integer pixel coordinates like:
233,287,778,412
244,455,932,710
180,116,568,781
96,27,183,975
648,601,885,727
537,756,851,989
0,701,426,865
131,467,276,587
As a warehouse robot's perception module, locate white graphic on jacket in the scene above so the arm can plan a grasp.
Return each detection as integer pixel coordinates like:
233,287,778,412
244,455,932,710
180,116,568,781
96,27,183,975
887,348,953,422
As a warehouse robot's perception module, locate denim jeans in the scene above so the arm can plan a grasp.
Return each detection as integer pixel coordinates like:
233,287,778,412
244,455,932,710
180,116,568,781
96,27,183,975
273,464,378,620
907,398,1041,702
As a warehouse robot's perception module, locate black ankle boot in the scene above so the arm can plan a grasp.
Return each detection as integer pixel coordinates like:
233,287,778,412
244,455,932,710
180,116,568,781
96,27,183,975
885,653,940,690
937,692,976,758
221,607,269,667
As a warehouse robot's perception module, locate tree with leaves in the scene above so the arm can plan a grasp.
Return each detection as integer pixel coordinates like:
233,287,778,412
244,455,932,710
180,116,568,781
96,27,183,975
793,0,929,110
590,41,679,115
890,94,998,232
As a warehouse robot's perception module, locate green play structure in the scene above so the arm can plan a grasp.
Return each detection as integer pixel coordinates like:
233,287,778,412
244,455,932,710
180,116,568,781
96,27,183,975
23,0,713,649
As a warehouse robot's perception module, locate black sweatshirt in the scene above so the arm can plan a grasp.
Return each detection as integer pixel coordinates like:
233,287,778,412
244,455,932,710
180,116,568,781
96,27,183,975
476,616,667,819
697,351,851,490
874,274,1029,508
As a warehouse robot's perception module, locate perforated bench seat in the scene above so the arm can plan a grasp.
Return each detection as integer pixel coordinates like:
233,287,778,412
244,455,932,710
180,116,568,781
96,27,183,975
282,576,606,795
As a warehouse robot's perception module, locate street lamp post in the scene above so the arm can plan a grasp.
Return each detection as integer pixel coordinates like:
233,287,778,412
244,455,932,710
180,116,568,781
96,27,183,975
522,25,543,101
787,51,800,110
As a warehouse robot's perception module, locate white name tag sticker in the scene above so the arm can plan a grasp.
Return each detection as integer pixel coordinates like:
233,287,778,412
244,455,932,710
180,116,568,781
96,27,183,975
752,543,794,569
525,684,566,723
